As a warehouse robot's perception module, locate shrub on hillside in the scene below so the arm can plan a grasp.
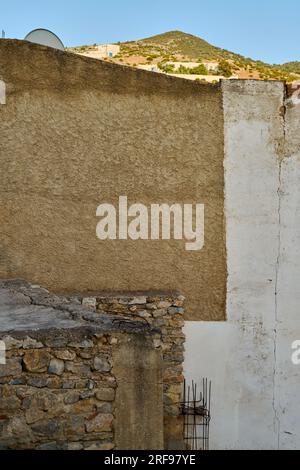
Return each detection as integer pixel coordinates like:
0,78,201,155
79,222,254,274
218,60,233,78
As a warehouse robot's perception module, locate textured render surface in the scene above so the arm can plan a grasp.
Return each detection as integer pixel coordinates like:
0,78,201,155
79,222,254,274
185,80,300,449
0,39,226,321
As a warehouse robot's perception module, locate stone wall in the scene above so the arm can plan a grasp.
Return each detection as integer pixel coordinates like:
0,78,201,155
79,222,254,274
0,280,185,450
71,292,186,449
1,333,118,450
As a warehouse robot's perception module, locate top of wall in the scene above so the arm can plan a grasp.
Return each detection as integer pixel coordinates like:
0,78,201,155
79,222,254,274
0,278,159,338
0,39,218,98
0,39,225,322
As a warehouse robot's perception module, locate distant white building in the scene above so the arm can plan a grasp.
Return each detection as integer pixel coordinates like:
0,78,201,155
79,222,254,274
202,61,219,72
78,44,120,60
96,44,120,58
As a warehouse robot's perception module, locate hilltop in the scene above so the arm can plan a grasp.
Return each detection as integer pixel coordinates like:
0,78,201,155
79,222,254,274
68,31,300,82
279,61,300,75
120,30,240,61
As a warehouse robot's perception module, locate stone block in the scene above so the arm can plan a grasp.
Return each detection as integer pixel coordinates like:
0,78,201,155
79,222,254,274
0,357,22,377
85,413,113,433
27,376,48,388
84,441,114,450
65,362,91,376
82,298,97,309
54,350,76,361
93,356,111,372
64,391,80,405
128,297,147,305
23,350,50,372
48,359,65,376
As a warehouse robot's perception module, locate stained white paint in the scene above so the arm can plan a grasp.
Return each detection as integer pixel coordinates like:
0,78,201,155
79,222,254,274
276,151,300,449
184,80,300,449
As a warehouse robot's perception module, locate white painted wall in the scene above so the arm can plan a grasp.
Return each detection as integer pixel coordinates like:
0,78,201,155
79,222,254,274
184,80,300,449
276,104,300,447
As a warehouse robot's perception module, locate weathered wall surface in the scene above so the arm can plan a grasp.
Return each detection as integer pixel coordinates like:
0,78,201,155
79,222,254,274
276,90,300,449
0,280,185,450
0,280,173,450
113,337,164,450
0,39,226,321
184,80,300,449
0,334,117,451
4,39,300,450
71,292,185,450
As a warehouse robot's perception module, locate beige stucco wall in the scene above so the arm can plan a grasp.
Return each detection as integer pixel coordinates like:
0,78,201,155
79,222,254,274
0,39,226,321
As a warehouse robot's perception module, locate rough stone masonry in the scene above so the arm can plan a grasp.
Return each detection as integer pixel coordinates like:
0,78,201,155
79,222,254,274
0,279,185,450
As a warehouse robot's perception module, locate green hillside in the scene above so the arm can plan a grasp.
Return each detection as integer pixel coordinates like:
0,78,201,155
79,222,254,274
120,30,244,61
117,31,299,81
70,31,300,82
279,61,300,75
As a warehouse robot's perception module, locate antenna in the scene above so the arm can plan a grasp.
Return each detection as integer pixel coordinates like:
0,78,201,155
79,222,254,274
1,30,5,39
24,28,64,51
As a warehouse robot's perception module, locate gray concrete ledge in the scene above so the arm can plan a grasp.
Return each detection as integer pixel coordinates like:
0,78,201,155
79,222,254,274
0,279,159,339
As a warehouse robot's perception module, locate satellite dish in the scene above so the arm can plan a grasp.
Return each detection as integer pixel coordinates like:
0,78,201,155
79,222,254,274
24,28,64,51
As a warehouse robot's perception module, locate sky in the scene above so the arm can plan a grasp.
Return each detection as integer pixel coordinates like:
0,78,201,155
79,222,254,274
1,0,299,64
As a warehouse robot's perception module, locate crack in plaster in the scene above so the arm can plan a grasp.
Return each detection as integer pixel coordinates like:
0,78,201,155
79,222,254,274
272,90,288,449
273,157,281,450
